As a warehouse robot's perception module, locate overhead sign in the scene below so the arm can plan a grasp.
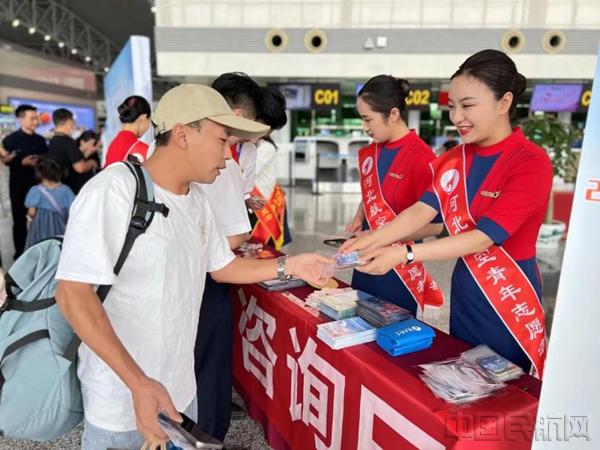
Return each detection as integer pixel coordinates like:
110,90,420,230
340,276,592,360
405,84,433,111
530,84,583,112
577,83,593,112
0,104,13,114
312,83,341,111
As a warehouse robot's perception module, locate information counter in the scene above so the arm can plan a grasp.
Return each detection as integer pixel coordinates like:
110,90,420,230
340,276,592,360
232,283,541,450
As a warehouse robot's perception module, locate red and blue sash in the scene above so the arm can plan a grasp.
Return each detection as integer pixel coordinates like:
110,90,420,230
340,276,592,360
431,145,546,378
358,143,444,311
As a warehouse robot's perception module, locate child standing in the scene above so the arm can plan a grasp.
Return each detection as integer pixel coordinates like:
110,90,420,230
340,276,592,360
24,158,75,249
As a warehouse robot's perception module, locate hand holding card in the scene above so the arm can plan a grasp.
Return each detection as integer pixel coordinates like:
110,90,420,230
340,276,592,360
334,251,365,269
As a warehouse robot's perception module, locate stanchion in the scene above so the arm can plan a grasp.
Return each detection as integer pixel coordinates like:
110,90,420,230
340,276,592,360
312,152,320,195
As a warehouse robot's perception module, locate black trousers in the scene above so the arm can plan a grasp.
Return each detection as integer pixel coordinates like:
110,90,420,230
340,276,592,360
194,275,233,441
9,176,35,258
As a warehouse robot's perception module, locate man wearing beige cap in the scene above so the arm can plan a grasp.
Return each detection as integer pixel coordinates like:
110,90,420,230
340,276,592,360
55,84,333,449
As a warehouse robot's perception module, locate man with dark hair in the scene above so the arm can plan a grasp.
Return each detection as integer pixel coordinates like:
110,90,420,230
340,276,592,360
55,84,332,448
193,72,264,441
1,104,47,258
211,72,260,119
46,108,98,193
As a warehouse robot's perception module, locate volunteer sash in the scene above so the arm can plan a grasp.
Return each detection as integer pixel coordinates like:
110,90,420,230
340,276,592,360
431,145,546,378
250,185,286,250
358,143,444,311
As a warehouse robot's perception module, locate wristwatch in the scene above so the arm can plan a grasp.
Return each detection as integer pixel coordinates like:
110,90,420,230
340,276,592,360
277,256,292,281
405,245,415,265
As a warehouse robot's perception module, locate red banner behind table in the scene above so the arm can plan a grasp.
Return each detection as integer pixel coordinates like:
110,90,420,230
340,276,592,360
232,283,541,450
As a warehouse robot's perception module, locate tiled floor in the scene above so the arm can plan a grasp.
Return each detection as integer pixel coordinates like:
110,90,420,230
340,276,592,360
0,178,563,450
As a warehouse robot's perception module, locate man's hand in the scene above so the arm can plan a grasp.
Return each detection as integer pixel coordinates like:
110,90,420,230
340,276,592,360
21,155,38,166
131,376,182,443
286,253,335,287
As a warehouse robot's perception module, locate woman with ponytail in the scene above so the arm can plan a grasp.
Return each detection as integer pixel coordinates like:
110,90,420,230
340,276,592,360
347,74,444,315
342,50,552,377
104,95,152,166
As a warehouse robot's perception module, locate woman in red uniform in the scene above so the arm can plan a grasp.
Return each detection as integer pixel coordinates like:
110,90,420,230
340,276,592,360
104,95,151,167
343,50,552,377
347,75,444,314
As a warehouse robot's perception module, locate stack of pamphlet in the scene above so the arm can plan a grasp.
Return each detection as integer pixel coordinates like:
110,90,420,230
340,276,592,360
306,288,373,307
419,358,507,404
376,318,435,356
461,345,524,382
317,317,377,350
419,345,525,405
419,345,526,404
356,297,412,327
307,288,371,320
318,295,357,320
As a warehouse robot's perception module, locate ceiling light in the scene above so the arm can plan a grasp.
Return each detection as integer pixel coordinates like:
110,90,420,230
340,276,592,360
70,48,78,55
58,41,65,48
11,19,20,27
85,56,92,62
44,34,51,41
28,27,36,34
104,67,110,73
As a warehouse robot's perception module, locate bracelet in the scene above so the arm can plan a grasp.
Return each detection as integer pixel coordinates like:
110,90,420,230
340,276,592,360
277,256,292,281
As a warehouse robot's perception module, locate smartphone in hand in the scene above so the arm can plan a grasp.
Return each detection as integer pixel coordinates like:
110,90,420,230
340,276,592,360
158,412,224,449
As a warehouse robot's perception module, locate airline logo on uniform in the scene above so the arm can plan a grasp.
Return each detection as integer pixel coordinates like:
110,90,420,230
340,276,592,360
361,156,374,175
440,169,460,193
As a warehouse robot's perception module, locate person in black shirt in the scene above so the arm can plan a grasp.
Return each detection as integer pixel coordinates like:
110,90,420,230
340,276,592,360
72,130,101,193
46,108,97,194
1,104,48,258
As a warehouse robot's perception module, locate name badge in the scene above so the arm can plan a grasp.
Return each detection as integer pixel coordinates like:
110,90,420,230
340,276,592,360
480,190,501,199
388,173,403,180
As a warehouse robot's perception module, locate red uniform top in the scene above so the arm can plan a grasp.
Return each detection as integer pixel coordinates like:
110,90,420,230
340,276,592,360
104,130,149,167
374,130,438,215
421,129,553,261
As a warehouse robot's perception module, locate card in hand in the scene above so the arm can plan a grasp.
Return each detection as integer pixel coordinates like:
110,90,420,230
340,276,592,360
334,251,363,269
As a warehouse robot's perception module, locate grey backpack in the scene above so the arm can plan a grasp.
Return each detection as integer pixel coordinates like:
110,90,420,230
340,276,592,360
0,160,168,440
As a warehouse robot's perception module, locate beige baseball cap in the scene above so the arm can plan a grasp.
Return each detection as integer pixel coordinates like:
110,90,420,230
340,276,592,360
153,83,269,139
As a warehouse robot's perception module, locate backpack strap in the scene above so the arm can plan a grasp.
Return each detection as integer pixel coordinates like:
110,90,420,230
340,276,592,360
63,158,169,361
0,329,50,392
4,297,56,313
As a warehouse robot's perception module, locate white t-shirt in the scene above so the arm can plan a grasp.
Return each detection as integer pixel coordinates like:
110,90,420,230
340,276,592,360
55,164,235,431
198,159,251,237
238,142,257,198
254,141,278,199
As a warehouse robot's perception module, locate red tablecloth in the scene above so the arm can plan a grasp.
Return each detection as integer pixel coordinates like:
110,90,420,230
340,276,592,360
232,283,541,450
